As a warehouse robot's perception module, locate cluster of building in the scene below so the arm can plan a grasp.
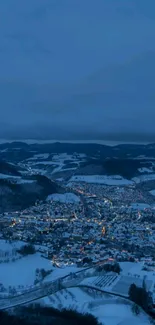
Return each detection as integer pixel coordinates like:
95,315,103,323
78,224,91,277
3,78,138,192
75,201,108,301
69,181,155,205
0,180,155,267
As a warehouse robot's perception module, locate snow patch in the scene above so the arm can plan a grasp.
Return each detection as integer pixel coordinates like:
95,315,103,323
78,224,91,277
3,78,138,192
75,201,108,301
133,174,155,183
0,173,21,179
47,193,80,203
16,179,36,184
138,167,152,173
129,203,151,210
70,175,133,186
149,189,155,196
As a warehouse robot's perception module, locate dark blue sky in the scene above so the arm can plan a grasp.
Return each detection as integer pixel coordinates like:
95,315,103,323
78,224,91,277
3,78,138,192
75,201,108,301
0,0,155,140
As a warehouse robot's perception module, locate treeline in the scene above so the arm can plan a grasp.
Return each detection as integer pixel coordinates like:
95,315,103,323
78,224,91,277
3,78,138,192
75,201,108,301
103,159,141,179
17,244,36,256
0,160,20,176
0,178,16,189
81,157,148,179
0,305,101,325
0,175,63,213
96,262,121,274
33,175,62,195
129,282,153,313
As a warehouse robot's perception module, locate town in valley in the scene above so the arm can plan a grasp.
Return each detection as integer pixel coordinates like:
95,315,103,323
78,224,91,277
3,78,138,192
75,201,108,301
0,142,155,324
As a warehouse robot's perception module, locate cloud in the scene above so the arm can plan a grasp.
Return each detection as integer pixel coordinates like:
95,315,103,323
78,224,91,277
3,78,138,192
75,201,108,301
0,0,155,140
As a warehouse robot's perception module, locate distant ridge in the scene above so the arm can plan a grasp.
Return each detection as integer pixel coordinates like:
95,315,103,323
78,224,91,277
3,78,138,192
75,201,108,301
0,139,153,146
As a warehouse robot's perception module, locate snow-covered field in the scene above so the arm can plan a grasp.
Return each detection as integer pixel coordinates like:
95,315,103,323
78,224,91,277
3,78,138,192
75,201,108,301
25,152,86,175
129,203,151,210
0,173,21,179
0,248,84,289
0,253,53,288
39,287,150,325
69,173,155,185
28,153,50,160
16,179,36,184
92,303,150,325
29,161,58,166
79,274,119,291
40,287,93,311
0,240,24,252
70,175,133,186
0,173,35,184
133,174,155,183
112,275,153,296
47,193,80,203
120,261,155,280
138,167,153,173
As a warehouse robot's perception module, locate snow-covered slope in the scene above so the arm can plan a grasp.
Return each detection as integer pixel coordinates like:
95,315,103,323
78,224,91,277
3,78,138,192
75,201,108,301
39,288,151,325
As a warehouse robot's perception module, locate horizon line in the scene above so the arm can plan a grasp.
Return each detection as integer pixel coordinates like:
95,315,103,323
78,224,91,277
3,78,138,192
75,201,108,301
0,139,154,146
